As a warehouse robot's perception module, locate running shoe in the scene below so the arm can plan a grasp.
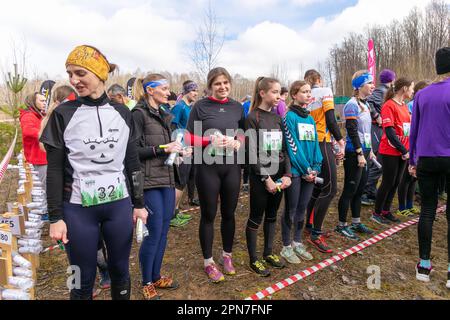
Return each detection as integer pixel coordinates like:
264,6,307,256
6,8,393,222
263,254,286,269
293,243,313,261
250,260,270,277
154,276,179,290
447,272,450,289
383,212,401,223
335,225,360,241
351,223,374,235
396,209,411,217
176,212,193,221
370,214,391,225
280,247,301,264
170,216,189,227
188,198,201,207
409,207,420,215
142,283,160,300
308,235,333,254
361,195,375,206
242,184,249,192
204,263,225,283
220,255,236,275
415,263,432,283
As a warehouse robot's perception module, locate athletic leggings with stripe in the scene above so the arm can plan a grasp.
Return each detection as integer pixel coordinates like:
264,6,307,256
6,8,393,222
63,197,133,299
306,142,338,234
196,163,241,259
375,155,407,214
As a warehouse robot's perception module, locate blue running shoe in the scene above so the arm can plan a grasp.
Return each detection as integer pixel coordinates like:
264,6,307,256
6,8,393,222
335,225,360,241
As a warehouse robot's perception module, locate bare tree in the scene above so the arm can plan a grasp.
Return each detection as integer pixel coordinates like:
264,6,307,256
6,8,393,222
190,1,225,80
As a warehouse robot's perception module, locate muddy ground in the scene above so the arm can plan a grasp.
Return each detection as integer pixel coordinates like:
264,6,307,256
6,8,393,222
1,167,449,301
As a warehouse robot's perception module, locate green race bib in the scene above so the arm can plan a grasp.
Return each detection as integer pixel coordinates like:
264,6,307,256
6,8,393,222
80,172,125,207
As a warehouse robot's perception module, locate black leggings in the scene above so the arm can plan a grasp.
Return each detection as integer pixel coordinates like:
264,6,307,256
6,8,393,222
417,157,450,261
375,155,407,214
246,173,283,263
338,151,370,223
307,142,338,232
398,169,417,209
196,163,241,259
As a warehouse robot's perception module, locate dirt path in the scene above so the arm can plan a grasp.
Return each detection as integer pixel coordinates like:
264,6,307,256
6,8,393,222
2,168,448,300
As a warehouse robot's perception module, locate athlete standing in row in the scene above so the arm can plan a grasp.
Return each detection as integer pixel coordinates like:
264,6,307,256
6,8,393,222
41,45,148,300
304,70,345,253
245,77,291,277
371,78,414,225
186,67,245,283
336,71,375,240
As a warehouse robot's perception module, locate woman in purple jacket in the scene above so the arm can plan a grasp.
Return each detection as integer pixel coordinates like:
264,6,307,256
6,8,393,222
409,47,450,288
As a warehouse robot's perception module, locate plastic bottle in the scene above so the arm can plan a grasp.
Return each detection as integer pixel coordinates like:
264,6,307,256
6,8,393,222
13,267,33,278
8,277,34,290
1,289,30,300
12,252,32,268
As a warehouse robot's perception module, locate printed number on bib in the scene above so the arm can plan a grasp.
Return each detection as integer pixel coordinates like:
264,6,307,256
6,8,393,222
403,123,411,137
364,133,372,149
208,146,234,157
298,124,316,141
263,131,282,151
80,172,125,207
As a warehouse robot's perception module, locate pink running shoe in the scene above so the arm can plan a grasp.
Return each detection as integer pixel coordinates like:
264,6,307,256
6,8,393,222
204,263,225,283
222,255,236,275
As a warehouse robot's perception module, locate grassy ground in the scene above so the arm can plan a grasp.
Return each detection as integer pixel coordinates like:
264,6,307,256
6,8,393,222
1,167,448,300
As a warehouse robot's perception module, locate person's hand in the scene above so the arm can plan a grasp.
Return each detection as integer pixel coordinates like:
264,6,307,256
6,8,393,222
210,134,228,148
376,116,382,127
227,139,241,151
165,141,183,154
369,151,376,160
408,165,417,178
133,208,148,225
336,139,346,160
50,220,69,244
180,147,193,158
402,152,410,161
265,177,278,194
303,174,316,183
280,176,292,189
357,154,367,168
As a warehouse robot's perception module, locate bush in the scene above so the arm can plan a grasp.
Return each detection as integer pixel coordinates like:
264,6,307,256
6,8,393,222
0,123,22,164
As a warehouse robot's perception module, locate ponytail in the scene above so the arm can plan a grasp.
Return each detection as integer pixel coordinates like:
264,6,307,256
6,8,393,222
383,77,413,104
133,73,166,102
249,76,279,113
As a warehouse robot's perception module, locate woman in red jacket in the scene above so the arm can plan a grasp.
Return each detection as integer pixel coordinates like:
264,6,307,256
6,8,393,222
20,92,48,189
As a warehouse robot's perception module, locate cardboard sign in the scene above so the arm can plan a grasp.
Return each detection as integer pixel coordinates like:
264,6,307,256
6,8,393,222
0,214,25,236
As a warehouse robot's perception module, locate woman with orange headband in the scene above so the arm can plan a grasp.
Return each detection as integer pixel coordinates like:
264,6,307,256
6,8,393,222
41,45,148,300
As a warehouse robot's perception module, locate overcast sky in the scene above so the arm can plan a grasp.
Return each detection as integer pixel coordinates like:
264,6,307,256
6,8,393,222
0,0,447,82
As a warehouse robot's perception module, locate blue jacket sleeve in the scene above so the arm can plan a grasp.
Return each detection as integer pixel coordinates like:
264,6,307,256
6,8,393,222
171,104,183,129
283,113,310,176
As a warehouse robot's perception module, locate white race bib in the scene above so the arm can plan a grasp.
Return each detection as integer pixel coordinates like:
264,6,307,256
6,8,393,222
403,123,411,137
364,133,372,149
80,172,126,207
262,132,282,151
298,124,316,141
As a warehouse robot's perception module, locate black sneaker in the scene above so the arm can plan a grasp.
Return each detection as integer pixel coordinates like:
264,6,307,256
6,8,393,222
383,212,401,223
263,254,286,269
188,198,200,207
250,260,271,277
361,195,375,206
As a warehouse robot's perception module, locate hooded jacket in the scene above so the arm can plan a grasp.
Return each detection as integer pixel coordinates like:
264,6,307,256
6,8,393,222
20,108,47,165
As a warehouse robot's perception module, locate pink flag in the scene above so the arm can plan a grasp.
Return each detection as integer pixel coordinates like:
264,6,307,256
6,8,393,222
368,39,376,86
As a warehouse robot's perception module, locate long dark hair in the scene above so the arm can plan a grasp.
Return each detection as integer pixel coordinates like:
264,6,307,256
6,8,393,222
250,77,279,112
384,77,413,104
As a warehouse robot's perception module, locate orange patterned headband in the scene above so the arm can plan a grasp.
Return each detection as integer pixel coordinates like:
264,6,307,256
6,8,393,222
66,45,110,81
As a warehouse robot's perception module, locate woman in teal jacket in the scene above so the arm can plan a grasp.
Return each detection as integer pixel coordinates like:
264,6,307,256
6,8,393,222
281,80,323,264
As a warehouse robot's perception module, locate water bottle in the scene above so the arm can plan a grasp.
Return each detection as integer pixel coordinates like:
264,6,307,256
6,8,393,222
1,289,31,300
19,246,43,254
13,267,33,278
12,252,32,269
165,132,184,166
18,239,42,247
8,277,34,290
372,157,382,169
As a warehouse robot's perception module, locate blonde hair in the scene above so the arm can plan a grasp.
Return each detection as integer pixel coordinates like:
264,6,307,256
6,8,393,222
134,73,166,102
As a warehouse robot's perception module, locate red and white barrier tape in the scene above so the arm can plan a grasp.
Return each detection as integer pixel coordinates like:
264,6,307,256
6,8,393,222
0,129,18,185
41,244,60,253
179,195,249,214
245,217,420,300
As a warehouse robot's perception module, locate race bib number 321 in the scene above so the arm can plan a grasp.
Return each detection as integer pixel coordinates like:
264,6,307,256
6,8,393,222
80,173,125,207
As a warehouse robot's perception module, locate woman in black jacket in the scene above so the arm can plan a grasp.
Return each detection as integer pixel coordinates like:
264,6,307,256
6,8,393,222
132,73,191,300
